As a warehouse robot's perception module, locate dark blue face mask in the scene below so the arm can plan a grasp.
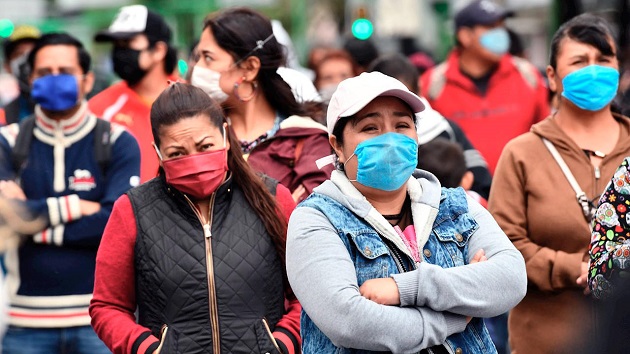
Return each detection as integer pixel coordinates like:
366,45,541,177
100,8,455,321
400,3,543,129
31,74,80,112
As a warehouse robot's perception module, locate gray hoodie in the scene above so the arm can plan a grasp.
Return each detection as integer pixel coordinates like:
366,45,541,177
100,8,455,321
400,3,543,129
286,170,526,352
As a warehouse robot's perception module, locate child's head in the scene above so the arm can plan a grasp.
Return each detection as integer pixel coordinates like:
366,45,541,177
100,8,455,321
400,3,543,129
417,138,473,189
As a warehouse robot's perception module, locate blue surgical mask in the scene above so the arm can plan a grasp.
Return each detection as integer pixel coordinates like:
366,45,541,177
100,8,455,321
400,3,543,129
561,65,619,111
31,74,80,112
480,28,510,56
345,132,418,191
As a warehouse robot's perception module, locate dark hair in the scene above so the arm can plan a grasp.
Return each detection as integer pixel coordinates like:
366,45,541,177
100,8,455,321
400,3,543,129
4,38,38,62
549,13,617,69
417,138,467,188
147,37,177,75
313,49,361,89
203,7,308,118
368,53,420,93
343,36,379,70
27,32,91,74
508,28,525,57
151,83,288,265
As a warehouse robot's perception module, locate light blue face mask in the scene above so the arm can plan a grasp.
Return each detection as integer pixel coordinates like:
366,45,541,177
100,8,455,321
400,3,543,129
479,28,510,56
345,132,418,191
561,65,619,111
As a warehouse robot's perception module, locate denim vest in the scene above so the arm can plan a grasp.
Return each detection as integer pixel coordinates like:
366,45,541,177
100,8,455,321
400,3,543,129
298,187,496,354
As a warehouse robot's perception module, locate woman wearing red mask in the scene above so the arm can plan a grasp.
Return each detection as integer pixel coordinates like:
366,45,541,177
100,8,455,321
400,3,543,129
89,83,300,354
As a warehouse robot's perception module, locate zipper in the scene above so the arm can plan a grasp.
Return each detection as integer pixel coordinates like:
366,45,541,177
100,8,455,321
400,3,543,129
262,318,283,354
382,237,409,273
184,194,221,353
443,341,455,354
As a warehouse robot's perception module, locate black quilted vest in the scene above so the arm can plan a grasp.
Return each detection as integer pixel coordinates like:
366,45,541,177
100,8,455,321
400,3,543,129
128,176,285,353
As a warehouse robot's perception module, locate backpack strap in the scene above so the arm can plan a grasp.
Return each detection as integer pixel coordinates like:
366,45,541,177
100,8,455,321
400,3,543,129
12,116,36,174
260,173,278,196
511,56,539,91
426,62,449,101
12,116,112,179
93,118,112,177
541,137,594,222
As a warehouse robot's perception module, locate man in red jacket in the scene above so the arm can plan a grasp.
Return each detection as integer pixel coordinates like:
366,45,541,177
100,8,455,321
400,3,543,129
89,5,177,183
420,0,549,174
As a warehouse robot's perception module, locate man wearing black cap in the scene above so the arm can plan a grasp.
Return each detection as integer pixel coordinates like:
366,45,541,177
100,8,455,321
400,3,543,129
1,25,41,125
420,0,549,176
89,5,177,183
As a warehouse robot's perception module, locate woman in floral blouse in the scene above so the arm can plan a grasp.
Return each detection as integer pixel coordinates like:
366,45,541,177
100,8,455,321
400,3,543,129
589,157,630,299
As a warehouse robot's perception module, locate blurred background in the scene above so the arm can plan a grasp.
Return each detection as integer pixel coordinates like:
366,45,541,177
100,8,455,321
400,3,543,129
0,0,629,96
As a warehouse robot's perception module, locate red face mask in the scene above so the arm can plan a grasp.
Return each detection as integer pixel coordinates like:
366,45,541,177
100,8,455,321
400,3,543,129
161,148,229,199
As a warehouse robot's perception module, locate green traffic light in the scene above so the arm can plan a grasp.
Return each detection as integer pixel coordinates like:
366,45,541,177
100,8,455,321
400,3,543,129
0,19,15,38
351,18,373,40
178,59,188,77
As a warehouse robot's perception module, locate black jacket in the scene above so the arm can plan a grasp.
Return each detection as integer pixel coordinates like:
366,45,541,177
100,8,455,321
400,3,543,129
128,176,285,353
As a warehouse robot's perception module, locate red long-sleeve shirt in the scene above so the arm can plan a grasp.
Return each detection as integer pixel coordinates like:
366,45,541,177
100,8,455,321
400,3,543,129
90,184,301,354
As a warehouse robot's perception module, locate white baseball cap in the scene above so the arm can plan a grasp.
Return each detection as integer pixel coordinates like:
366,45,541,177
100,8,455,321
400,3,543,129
326,71,425,136
95,5,172,44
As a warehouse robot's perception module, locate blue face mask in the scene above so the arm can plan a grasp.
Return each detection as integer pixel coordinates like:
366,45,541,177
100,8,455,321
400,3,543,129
479,28,510,56
31,74,80,112
346,132,418,191
561,65,619,111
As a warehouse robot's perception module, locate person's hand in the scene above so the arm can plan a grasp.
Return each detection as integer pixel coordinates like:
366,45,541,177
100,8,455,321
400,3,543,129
470,249,487,264
576,261,591,295
0,180,26,201
359,277,400,305
291,184,306,202
464,249,487,324
154,326,168,354
79,200,101,216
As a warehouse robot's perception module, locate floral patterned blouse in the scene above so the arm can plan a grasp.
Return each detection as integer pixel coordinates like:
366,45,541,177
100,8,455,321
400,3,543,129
589,157,630,299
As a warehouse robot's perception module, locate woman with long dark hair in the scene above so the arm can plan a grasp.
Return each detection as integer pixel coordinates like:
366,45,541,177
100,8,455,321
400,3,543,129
90,83,300,354
191,7,332,202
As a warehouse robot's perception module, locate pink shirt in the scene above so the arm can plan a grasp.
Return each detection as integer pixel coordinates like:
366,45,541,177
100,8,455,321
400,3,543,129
394,225,420,263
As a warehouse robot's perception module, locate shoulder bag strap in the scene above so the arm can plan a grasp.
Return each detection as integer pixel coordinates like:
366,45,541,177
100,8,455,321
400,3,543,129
541,137,593,222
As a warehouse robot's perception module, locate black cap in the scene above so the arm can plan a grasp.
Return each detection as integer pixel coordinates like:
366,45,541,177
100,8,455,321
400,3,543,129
95,5,172,44
454,0,514,29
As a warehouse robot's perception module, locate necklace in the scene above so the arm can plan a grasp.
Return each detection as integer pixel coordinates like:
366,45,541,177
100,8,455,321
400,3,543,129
382,194,411,226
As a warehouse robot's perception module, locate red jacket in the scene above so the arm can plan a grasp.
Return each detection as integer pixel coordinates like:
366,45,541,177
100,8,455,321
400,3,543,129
247,115,333,202
90,183,301,354
89,82,161,183
420,51,550,174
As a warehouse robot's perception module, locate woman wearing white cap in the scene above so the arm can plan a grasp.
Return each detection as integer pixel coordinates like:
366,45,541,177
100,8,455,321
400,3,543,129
286,71,526,354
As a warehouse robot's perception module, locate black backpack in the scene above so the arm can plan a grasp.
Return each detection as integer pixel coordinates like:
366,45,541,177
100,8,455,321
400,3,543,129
11,116,112,178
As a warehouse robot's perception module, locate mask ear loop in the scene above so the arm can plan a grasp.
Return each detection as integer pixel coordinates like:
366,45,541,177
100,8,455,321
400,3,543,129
221,124,228,149
152,142,164,161
343,153,357,182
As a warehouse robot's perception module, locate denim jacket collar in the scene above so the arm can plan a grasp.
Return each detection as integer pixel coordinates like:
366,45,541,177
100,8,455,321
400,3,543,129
325,170,441,262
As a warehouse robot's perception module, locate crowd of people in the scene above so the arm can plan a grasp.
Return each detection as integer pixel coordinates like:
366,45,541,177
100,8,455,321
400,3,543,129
0,0,629,353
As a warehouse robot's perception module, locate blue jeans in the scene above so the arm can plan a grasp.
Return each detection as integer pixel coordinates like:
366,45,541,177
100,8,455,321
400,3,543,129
484,312,510,354
2,325,109,354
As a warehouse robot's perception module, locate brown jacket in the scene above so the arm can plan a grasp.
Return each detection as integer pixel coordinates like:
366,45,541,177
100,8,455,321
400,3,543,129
488,114,630,354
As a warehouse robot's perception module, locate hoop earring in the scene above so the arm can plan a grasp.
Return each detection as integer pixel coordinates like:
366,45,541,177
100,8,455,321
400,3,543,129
233,77,258,102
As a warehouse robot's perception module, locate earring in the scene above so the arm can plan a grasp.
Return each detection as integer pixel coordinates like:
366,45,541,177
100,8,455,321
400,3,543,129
233,77,258,102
